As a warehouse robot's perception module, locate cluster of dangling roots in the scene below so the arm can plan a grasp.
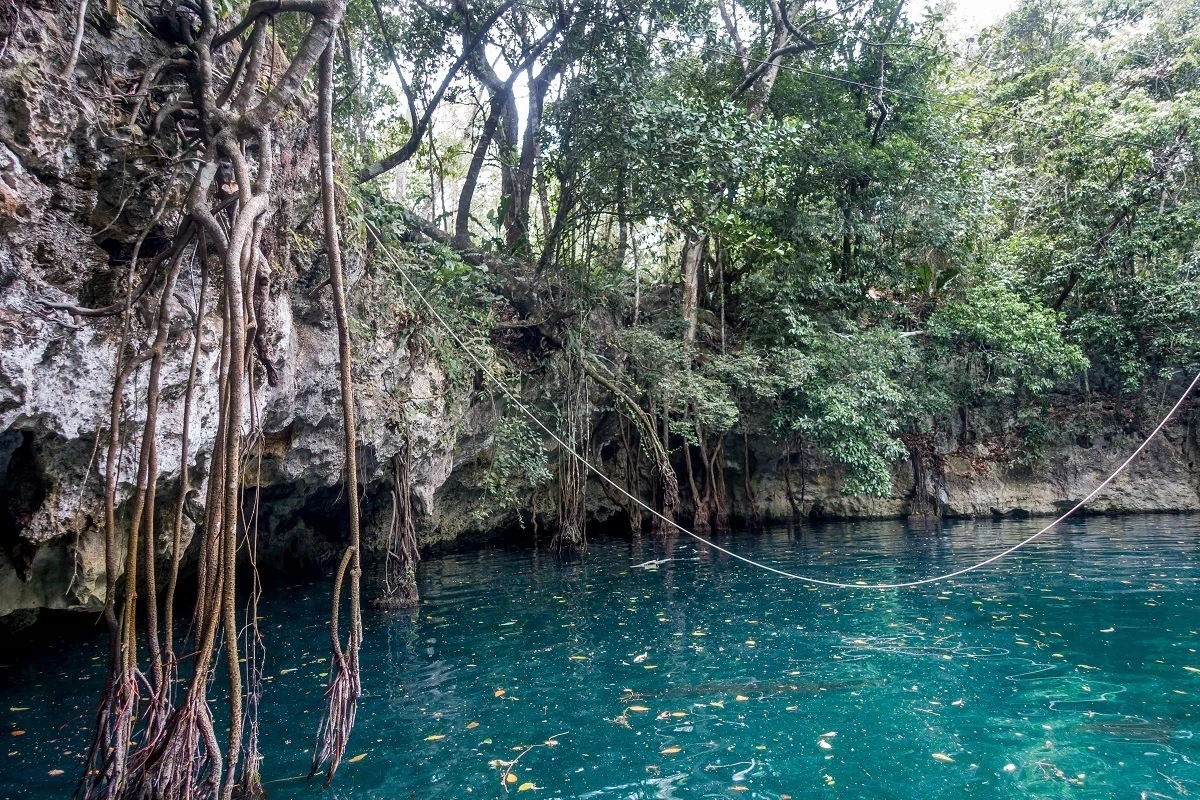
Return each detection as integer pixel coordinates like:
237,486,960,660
47,1,368,796
375,426,421,609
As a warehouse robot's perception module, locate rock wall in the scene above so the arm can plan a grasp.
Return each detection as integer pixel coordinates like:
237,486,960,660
738,409,1200,522
0,0,493,619
2,0,1198,624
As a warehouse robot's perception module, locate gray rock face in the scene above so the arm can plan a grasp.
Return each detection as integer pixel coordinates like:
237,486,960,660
739,421,1200,523
2,0,1198,624
0,0,492,619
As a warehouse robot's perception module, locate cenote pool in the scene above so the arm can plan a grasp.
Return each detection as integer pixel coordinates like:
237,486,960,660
4,515,1200,798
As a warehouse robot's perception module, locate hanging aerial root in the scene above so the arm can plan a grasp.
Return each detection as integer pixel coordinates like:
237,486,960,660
129,684,223,800
77,667,142,800
311,545,360,786
376,433,419,609
311,37,364,784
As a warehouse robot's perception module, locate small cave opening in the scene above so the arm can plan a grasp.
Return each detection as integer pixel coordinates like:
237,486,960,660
0,430,47,581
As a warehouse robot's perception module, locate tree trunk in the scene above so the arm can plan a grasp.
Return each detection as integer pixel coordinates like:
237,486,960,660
681,236,705,347
742,429,762,531
454,94,505,248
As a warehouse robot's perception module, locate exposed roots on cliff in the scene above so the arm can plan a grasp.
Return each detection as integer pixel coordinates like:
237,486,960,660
47,0,360,796
377,429,420,608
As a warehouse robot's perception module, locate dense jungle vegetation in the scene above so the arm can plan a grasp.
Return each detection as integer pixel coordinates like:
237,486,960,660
345,0,1200,530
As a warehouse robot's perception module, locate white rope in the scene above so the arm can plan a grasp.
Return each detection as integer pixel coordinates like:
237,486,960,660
366,224,1200,590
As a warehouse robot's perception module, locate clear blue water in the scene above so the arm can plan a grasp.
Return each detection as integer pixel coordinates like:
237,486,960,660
4,515,1200,798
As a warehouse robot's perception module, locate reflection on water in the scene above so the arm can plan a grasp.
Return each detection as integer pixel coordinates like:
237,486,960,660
3,515,1200,798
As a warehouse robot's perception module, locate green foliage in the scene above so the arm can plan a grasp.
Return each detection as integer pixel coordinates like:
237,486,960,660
338,0,1200,501
477,414,553,514
928,279,1088,400
774,329,918,497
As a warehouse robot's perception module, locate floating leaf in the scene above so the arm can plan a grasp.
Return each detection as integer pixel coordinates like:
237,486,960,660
482,738,493,744
347,753,367,763
11,731,25,736
518,782,537,792
628,705,650,712
731,786,748,792
824,775,835,786
9,708,28,712
425,734,445,741
1100,628,1115,633
818,739,833,750
569,655,589,661
735,695,749,702
466,721,479,730
932,753,954,763
495,689,506,698
505,773,518,784
1185,666,1200,675
48,769,64,776
661,746,681,755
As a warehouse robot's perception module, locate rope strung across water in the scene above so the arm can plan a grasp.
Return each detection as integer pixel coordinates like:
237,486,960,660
366,224,1200,590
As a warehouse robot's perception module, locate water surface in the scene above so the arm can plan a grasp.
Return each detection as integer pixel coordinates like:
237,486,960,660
4,516,1200,798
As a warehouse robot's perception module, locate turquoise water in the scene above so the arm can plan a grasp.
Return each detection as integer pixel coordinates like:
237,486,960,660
4,515,1200,798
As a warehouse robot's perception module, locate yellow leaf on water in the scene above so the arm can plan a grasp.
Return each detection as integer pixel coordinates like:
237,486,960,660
1100,628,1115,633
9,708,28,712
466,722,479,730
730,786,748,792
628,705,650,712
279,668,296,675
505,773,518,784
495,689,506,698
932,753,955,763
661,746,681,755
569,655,589,661
482,738,493,744
1185,666,1200,674
518,782,537,792
347,753,367,763
48,769,64,776
735,695,749,702
425,734,445,741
